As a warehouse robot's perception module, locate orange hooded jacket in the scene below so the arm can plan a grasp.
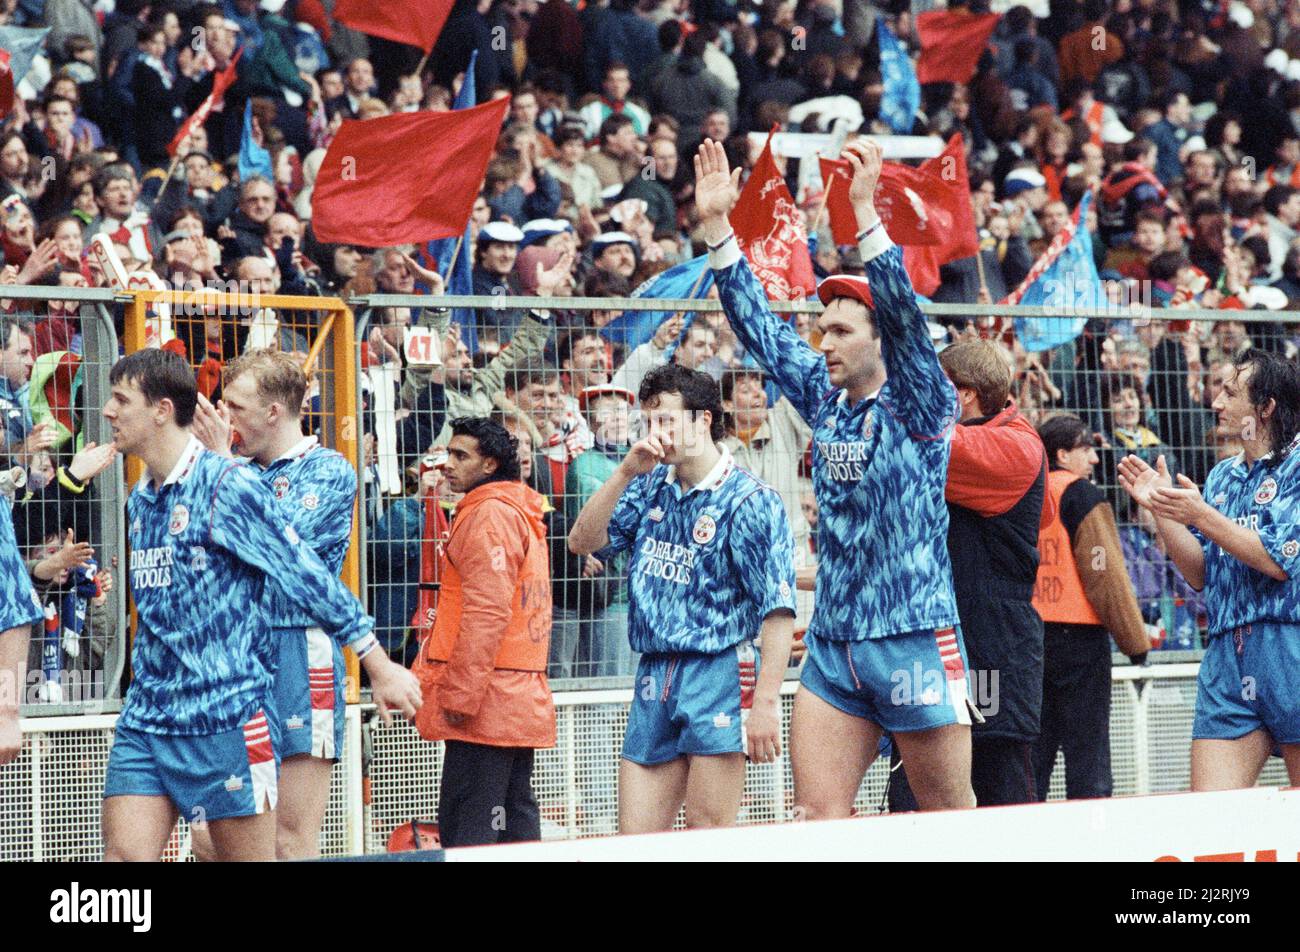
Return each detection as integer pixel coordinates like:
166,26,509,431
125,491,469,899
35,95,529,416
413,479,556,749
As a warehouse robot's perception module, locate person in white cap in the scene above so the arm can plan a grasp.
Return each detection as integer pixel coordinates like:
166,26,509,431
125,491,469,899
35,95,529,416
692,136,977,815
472,221,527,342
590,231,638,281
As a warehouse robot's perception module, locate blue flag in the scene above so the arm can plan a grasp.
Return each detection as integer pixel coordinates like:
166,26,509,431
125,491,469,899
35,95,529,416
600,255,713,351
238,99,274,184
1012,191,1100,352
878,22,919,135
0,25,49,87
425,50,478,351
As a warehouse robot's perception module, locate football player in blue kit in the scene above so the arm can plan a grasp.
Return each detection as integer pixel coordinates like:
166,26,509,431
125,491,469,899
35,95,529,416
100,349,420,861
1120,349,1300,790
693,137,977,815
569,364,796,832
189,349,363,859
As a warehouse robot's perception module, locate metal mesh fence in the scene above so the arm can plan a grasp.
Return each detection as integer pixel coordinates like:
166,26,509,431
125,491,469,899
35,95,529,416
0,669,1290,860
350,295,1299,693
1,709,360,861
0,291,128,718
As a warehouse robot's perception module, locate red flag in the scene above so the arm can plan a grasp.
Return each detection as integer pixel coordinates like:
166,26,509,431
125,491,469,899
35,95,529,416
730,132,816,300
0,50,12,119
916,10,1000,85
167,47,243,157
312,97,511,247
333,0,455,53
903,135,980,295
820,156,950,247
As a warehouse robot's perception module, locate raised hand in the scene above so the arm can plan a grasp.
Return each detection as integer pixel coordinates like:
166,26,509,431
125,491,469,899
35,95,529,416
619,436,668,478
1117,453,1172,512
192,393,234,456
841,138,884,216
68,441,118,482
1149,471,1208,526
652,314,684,350
693,138,742,224
534,249,575,297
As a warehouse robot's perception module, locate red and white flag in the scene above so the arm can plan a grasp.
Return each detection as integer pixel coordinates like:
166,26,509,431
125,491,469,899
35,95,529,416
167,47,243,157
730,131,816,300
820,156,950,247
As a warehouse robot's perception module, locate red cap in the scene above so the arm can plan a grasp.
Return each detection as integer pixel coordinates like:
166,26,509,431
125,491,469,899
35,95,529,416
578,384,637,410
817,275,875,311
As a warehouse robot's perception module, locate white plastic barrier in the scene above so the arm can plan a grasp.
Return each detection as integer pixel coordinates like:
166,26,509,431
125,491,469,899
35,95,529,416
446,786,1300,862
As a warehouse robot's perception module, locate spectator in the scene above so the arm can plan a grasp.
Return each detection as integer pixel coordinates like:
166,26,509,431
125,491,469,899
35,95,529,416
0,317,36,458
1058,0,1126,85
471,220,527,342
412,416,555,848
1263,185,1300,285
579,63,651,140
1098,139,1167,246
649,31,736,156
1006,38,1058,112
129,23,184,171
1032,413,1152,800
325,57,375,121
544,126,605,214
619,136,678,236
1143,91,1193,186
564,384,635,675
589,231,637,282
583,113,644,192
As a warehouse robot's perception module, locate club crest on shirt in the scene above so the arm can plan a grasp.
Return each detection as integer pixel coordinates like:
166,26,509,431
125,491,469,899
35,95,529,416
692,514,717,545
862,409,874,439
301,492,319,511
1284,540,1299,560
273,476,290,500
1255,478,1278,505
168,504,189,535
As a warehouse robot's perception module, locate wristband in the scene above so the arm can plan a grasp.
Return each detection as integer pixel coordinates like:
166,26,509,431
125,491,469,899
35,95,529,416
351,632,380,661
706,231,736,251
855,221,883,243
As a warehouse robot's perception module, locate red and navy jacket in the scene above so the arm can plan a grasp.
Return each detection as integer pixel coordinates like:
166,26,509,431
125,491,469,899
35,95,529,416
944,399,1053,742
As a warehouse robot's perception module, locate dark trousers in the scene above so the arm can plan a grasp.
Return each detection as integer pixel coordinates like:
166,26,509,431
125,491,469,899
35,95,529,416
1032,623,1113,800
887,736,1037,811
438,741,541,848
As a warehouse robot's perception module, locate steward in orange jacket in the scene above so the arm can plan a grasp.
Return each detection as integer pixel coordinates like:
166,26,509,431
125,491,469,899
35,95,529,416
414,478,557,749
412,417,556,847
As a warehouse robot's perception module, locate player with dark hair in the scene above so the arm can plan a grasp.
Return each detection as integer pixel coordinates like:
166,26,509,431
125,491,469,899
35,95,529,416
99,349,420,861
1120,348,1300,790
569,364,796,832
693,136,975,815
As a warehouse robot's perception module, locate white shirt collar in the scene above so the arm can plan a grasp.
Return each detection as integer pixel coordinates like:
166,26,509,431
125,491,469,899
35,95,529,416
158,434,205,488
836,384,882,408
666,443,734,495
271,434,319,464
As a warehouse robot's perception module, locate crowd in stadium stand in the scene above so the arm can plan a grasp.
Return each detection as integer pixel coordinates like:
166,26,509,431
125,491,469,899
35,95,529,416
2,0,1299,689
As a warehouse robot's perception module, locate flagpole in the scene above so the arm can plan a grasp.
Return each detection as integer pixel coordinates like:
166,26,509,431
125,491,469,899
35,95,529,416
157,150,186,201
442,233,465,280
809,175,834,238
